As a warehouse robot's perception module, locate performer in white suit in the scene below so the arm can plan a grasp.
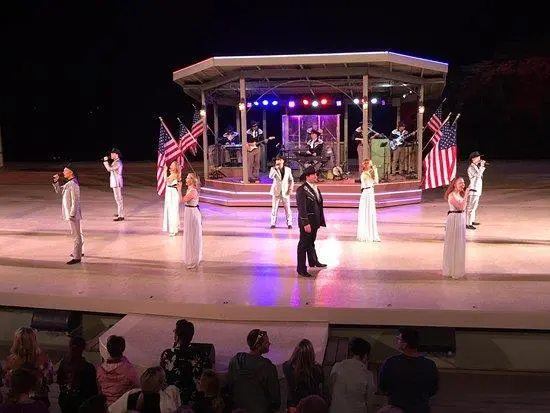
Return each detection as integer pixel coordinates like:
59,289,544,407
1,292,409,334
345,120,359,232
52,166,83,265
103,148,124,221
466,151,486,230
269,155,294,229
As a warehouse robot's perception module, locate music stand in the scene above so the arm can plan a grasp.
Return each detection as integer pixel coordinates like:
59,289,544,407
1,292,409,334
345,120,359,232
379,141,390,182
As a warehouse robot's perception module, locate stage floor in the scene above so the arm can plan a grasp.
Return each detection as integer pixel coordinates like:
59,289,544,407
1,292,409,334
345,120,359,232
0,161,549,329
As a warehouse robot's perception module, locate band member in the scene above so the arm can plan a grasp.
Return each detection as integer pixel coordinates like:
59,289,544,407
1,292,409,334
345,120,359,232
305,129,324,156
222,125,242,165
390,123,407,175
103,148,124,221
306,124,323,138
163,160,182,236
466,151,486,230
296,166,327,278
269,156,294,229
354,122,380,165
246,121,263,183
357,159,380,242
52,165,83,265
443,177,470,279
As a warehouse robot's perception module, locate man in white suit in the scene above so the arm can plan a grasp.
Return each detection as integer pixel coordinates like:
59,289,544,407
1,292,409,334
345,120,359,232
269,155,294,229
103,148,124,221
466,151,486,230
53,165,83,265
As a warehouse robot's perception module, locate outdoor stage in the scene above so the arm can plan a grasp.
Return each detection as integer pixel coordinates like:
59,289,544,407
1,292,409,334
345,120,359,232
0,161,549,330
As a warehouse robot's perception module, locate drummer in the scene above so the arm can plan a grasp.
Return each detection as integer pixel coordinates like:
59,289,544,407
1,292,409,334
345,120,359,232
221,125,242,166
305,127,324,156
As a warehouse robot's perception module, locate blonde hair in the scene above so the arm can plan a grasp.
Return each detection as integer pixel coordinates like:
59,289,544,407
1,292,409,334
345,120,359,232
167,160,182,181
444,177,465,200
11,327,41,364
361,159,376,180
186,173,200,191
140,366,166,392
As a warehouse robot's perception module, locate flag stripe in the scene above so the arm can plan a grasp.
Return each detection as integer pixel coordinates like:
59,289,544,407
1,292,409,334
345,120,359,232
157,121,182,196
422,120,457,190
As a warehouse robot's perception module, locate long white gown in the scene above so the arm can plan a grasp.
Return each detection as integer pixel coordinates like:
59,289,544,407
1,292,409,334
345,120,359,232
357,170,380,242
183,188,202,269
163,177,180,235
443,192,466,279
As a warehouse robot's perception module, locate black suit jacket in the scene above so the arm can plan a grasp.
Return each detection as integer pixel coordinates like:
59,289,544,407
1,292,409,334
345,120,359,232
296,182,326,229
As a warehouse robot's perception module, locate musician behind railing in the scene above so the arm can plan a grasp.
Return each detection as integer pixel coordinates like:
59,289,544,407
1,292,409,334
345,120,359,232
222,124,240,145
354,121,380,165
390,122,408,175
246,121,263,182
305,128,324,156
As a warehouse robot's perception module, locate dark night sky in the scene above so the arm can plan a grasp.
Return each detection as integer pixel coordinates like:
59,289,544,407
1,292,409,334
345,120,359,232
0,1,548,161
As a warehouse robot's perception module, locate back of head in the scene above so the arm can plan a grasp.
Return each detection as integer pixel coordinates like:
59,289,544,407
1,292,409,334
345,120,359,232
246,329,267,352
296,395,328,413
349,337,371,359
398,327,420,350
11,327,40,364
377,406,404,413
175,319,195,346
106,335,126,359
70,336,86,355
78,395,108,413
140,366,166,393
199,369,220,395
6,369,37,404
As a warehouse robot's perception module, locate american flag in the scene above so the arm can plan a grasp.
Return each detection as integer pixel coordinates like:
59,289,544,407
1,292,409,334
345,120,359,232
422,120,457,189
157,120,181,196
426,103,443,146
177,120,197,160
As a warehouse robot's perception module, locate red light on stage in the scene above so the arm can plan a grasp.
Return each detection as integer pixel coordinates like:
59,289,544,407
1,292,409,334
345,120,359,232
320,98,328,105
302,99,310,106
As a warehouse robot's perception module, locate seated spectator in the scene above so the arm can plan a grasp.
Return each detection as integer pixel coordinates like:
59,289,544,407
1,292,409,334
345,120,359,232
283,339,324,412
226,329,280,413
329,337,375,413
378,327,439,413
192,370,224,413
78,395,108,413
160,319,206,406
377,406,404,413
3,327,54,408
96,335,139,406
108,366,181,413
57,336,98,413
296,395,328,413
0,369,48,413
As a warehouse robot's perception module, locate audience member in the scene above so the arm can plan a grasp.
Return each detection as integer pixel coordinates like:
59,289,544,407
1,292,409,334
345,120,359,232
378,327,439,413
329,337,375,413
283,339,324,412
226,329,280,413
3,327,54,408
0,369,48,413
192,370,224,413
57,337,98,413
296,395,328,413
77,395,107,413
96,335,139,406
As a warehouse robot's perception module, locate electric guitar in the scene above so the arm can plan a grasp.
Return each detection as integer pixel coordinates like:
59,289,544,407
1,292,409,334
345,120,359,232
246,136,275,152
389,131,417,150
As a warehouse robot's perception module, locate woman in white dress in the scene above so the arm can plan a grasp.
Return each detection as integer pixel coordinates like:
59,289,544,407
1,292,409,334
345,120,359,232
181,173,202,269
357,159,381,242
443,177,470,279
163,161,182,236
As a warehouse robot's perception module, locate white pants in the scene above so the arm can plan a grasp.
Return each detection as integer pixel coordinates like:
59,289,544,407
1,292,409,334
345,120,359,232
112,187,124,217
69,219,83,259
271,196,292,226
466,195,480,225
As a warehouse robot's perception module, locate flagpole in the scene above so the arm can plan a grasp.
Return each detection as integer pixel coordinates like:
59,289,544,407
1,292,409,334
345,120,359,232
175,117,203,178
452,113,461,125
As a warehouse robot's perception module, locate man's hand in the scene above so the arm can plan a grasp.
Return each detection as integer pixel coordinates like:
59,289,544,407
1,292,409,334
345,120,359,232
53,174,59,182
304,224,311,233
103,156,109,161
480,160,486,167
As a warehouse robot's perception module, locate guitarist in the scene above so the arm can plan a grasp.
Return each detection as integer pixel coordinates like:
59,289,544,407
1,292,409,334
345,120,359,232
246,121,264,183
390,122,408,175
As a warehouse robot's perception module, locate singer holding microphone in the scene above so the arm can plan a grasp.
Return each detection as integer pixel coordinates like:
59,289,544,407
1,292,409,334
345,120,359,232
103,148,124,221
466,151,486,230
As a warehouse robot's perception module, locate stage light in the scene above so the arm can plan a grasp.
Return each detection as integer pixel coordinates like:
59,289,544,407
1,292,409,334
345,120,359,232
272,100,278,105
418,105,425,114
199,108,206,117
353,98,360,104
312,100,319,107
288,100,296,108
254,101,259,106
370,97,378,104
335,100,342,106
246,102,252,108
262,100,269,106
238,99,246,111
302,99,310,105
320,98,328,105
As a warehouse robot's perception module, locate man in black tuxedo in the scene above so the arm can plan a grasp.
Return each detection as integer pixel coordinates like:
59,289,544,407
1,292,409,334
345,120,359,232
296,166,327,277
